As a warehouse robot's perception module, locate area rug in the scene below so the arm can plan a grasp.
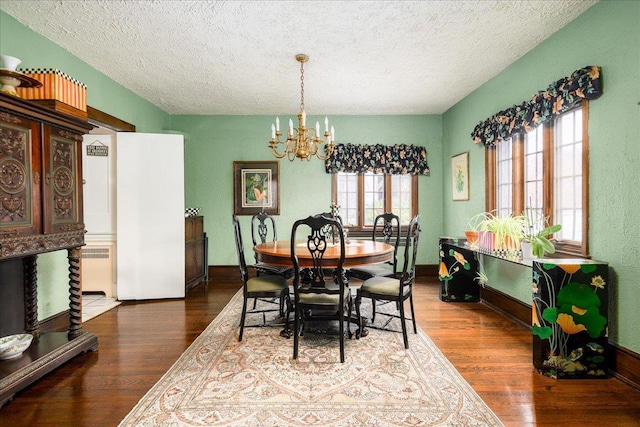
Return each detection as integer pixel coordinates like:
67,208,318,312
119,290,503,427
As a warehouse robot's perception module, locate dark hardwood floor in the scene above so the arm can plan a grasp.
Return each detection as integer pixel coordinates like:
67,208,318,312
1,278,639,426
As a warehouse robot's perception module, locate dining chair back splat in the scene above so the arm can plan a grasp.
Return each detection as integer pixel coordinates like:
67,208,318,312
348,212,401,280
233,215,290,341
290,214,352,363
355,214,420,349
251,212,294,279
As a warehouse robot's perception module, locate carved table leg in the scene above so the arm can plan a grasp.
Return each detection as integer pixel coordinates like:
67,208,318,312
67,247,83,339
23,255,40,337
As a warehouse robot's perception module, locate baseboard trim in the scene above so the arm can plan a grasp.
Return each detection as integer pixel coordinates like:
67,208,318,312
39,311,70,333
207,265,239,282
480,285,531,329
611,343,640,391
210,264,439,282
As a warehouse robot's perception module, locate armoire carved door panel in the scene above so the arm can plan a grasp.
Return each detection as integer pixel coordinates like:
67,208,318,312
42,124,84,235
0,112,42,238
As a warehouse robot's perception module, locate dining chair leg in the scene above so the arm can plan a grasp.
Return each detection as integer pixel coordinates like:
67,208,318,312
409,292,417,334
399,299,409,349
346,295,353,339
239,297,248,341
355,293,362,339
280,294,292,338
279,294,285,318
293,307,300,359
339,310,345,363
371,299,377,323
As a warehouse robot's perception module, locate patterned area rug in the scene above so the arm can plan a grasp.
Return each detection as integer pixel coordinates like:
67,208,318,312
119,290,503,426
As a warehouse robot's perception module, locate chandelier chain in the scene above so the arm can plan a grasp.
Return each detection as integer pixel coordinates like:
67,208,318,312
299,60,305,112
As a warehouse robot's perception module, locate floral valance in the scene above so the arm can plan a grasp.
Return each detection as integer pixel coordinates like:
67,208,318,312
325,143,429,175
471,66,602,147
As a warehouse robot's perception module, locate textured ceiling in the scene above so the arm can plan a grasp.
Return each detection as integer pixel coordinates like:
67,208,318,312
1,0,597,115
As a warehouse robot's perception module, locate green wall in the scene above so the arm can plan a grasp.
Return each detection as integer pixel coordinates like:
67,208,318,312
0,12,171,132
2,2,639,355
441,1,640,352
1,11,172,318
171,114,443,267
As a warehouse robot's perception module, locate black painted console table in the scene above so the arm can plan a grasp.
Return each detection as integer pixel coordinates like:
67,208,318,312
438,237,609,379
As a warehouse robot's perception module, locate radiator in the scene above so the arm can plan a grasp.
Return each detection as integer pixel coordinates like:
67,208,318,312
81,246,114,298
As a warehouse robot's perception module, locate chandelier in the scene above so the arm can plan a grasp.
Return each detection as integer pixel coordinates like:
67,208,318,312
269,54,335,161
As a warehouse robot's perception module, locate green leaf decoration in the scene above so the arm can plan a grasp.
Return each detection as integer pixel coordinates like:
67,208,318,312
463,262,471,271
557,282,601,308
532,324,553,339
449,249,455,256
581,264,598,274
542,307,559,323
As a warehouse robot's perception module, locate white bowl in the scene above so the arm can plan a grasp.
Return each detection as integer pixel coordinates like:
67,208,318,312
0,54,22,71
0,333,33,360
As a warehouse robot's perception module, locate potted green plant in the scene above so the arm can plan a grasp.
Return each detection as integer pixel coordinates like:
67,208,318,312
464,211,490,247
522,207,562,258
467,211,527,255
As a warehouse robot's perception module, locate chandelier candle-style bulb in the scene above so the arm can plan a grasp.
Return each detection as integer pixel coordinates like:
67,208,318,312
268,54,336,161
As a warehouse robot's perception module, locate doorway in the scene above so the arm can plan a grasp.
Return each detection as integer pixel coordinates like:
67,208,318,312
80,108,135,319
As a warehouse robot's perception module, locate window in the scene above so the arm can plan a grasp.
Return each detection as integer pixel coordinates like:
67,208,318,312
332,172,417,231
486,101,588,257
496,137,513,216
554,108,584,243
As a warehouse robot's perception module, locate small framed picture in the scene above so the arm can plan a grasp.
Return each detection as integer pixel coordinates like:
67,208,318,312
451,152,469,201
233,161,280,215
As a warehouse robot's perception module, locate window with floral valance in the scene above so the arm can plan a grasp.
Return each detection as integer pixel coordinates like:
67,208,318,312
471,66,602,147
325,143,430,175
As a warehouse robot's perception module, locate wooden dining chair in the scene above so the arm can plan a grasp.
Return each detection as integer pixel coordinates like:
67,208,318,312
348,212,401,280
355,214,420,349
290,214,352,363
251,211,294,279
232,215,290,341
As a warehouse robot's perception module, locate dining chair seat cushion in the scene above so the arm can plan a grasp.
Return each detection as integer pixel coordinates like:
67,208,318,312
247,275,288,293
298,287,350,305
360,276,410,297
349,264,393,278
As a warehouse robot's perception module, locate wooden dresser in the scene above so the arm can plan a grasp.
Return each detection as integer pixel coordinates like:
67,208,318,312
185,216,206,289
0,93,98,407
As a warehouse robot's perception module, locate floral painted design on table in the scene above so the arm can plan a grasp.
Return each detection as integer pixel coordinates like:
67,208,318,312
532,260,608,379
438,238,478,302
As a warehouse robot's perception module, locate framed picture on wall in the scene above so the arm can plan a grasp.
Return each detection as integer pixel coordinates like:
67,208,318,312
233,161,280,215
451,152,469,201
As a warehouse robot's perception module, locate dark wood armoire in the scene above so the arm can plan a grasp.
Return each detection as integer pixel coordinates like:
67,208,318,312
0,92,98,407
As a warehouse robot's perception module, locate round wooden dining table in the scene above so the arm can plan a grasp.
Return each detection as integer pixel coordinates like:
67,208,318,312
253,239,394,268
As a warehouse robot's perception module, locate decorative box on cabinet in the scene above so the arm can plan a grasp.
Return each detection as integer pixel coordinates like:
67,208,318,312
532,259,609,379
0,92,98,407
185,216,205,289
438,237,480,302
